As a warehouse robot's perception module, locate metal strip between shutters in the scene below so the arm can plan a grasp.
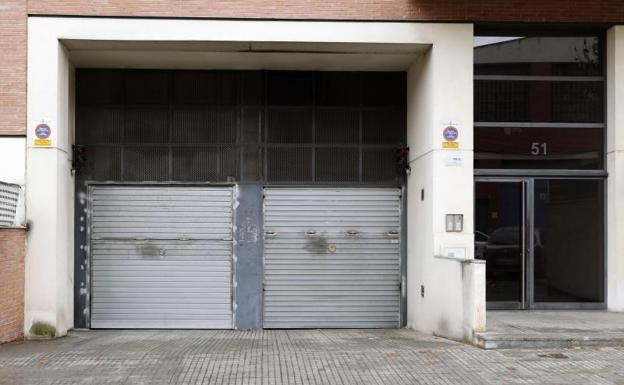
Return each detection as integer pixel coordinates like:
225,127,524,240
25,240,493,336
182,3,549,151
90,186,233,329
263,187,401,328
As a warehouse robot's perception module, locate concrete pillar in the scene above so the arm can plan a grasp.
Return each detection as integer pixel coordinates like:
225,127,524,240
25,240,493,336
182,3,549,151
607,26,624,311
406,24,484,342
24,22,74,337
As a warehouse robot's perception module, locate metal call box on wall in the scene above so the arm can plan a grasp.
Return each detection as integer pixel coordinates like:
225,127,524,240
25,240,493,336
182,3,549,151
445,214,463,232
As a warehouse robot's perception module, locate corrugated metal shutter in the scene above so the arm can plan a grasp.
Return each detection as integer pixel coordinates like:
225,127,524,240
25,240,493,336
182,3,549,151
90,186,233,329
263,187,401,328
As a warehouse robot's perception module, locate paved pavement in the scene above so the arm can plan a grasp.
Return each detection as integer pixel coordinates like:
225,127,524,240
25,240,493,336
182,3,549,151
1,329,624,385
476,311,624,349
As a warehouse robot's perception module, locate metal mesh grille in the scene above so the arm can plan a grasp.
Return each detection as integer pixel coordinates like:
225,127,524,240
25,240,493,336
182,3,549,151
267,109,313,143
220,110,239,143
173,71,220,105
221,146,240,180
242,146,261,181
316,72,360,106
125,70,169,105
76,69,405,184
266,147,312,182
315,148,359,182
171,146,220,181
242,109,261,143
76,107,123,144
362,148,399,182
267,72,314,105
125,108,169,143
315,109,359,144
362,110,405,144
362,72,406,106
83,146,122,181
123,146,169,181
76,70,123,105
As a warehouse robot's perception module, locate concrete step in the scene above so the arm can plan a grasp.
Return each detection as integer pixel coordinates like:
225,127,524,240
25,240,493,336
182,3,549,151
474,331,624,349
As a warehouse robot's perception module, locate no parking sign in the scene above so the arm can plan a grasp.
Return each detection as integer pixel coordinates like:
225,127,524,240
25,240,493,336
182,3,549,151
33,120,53,147
442,123,459,149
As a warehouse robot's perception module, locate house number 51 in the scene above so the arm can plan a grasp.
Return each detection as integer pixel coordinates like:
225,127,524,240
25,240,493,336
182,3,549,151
531,142,547,155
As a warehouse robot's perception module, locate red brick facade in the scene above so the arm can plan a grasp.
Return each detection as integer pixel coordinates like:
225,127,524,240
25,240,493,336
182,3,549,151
26,0,624,22
0,0,26,136
0,228,26,344
1,0,623,136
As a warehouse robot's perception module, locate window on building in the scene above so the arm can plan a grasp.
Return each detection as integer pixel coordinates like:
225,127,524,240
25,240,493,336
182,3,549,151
474,35,605,170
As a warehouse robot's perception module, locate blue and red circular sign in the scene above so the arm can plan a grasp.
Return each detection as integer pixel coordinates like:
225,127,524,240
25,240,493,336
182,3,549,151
443,125,459,142
35,123,51,139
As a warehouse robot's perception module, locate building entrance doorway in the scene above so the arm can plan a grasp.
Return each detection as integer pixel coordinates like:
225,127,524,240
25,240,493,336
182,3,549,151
475,178,605,310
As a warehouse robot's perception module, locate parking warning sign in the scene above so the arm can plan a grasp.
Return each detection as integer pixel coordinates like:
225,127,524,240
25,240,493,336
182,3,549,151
33,120,53,147
442,123,459,149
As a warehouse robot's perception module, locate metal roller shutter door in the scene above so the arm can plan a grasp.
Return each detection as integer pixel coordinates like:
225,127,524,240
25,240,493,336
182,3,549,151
263,187,401,328
90,186,233,329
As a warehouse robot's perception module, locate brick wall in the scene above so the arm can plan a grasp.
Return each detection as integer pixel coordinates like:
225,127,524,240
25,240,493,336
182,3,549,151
0,0,26,136
0,228,26,344
27,0,624,22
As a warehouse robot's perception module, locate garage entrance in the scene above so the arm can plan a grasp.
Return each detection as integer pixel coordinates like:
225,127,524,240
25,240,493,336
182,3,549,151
89,185,234,328
74,69,407,329
263,187,402,328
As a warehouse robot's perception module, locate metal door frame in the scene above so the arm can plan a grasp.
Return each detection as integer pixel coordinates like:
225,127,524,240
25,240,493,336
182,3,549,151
260,185,405,328
527,176,606,310
475,177,529,310
86,182,237,329
476,177,606,310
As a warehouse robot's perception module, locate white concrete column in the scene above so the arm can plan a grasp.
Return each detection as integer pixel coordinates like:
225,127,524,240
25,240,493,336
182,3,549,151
406,23,484,342
25,20,74,337
607,26,624,311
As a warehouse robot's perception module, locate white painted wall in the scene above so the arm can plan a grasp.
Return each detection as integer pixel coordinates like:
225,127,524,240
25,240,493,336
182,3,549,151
0,138,26,226
27,16,481,340
406,24,484,342
25,28,74,337
607,26,624,311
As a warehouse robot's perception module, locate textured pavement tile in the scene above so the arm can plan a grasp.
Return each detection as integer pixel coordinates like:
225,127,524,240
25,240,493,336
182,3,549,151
1,330,624,385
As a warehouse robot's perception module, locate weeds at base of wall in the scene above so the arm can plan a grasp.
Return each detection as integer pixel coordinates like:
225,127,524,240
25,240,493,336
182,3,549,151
29,322,56,339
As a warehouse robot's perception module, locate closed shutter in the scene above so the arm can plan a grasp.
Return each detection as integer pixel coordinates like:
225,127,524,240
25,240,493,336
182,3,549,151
90,186,233,329
263,187,401,328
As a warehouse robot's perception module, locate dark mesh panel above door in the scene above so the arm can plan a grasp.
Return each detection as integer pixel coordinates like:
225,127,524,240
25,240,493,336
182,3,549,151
362,148,399,182
266,109,313,143
173,71,219,105
315,148,359,182
171,146,220,181
82,146,122,181
123,146,169,181
125,108,169,143
315,109,359,144
125,70,169,105
76,69,406,184
76,107,123,145
266,147,312,182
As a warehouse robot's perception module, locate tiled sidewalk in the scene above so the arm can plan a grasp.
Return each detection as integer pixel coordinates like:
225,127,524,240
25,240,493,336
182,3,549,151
1,329,624,384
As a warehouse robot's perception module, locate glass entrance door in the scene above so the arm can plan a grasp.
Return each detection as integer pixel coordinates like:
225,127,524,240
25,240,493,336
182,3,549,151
475,178,605,309
475,180,526,309
532,179,605,306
